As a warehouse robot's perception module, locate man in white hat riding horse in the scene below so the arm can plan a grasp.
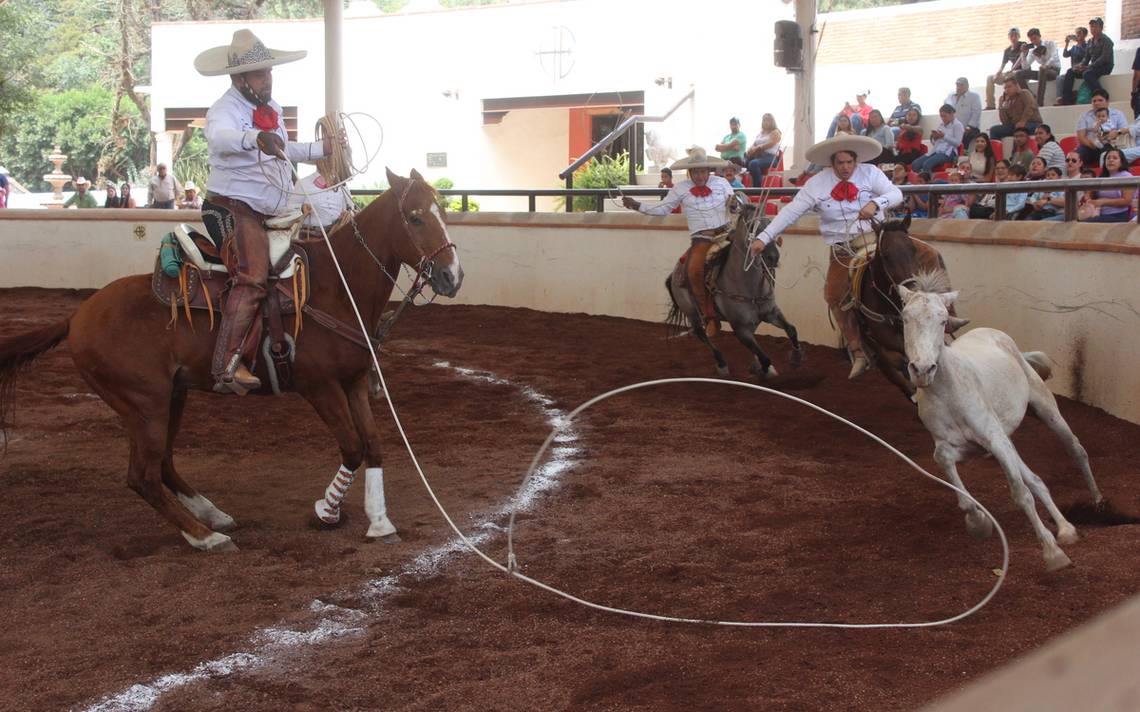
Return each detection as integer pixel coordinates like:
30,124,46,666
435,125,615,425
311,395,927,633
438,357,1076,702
194,29,335,394
623,146,736,337
748,134,903,379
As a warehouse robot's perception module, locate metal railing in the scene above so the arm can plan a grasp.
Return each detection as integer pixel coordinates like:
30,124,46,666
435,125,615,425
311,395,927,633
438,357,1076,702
352,176,1140,221
556,86,696,198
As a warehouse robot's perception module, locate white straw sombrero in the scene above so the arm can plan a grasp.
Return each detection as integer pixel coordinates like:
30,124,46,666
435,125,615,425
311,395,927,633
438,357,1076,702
805,134,881,166
194,29,307,77
669,146,730,171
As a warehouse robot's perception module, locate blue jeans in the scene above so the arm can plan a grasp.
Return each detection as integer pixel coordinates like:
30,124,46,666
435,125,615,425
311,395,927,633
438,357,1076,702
1061,66,1110,104
827,114,864,137
1122,146,1140,164
989,122,1038,140
1083,210,1132,223
747,154,780,187
911,151,956,173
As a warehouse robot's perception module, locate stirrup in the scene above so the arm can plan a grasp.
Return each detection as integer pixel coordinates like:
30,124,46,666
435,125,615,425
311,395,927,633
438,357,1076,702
848,354,870,380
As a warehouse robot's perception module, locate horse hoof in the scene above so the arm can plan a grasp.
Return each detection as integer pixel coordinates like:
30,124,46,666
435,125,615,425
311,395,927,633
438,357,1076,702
210,514,238,533
368,532,402,545
789,349,803,368
314,499,342,526
750,362,777,380
965,511,993,539
1044,548,1072,572
1057,525,1079,546
182,531,238,553
715,365,730,377
366,517,398,540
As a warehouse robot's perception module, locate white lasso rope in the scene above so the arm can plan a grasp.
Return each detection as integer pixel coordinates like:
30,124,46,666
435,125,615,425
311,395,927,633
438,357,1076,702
291,155,1009,631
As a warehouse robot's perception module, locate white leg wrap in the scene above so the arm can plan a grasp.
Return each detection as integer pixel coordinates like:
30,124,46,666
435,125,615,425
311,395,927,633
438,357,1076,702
314,465,356,525
364,467,398,538
178,492,236,532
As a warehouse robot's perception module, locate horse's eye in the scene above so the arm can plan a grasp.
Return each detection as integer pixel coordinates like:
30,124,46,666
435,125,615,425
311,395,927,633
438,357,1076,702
409,214,423,225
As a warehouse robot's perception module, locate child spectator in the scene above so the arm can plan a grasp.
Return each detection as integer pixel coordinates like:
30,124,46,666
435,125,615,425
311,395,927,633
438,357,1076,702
1008,127,1036,172
722,164,745,189
912,104,964,173
1027,166,1066,219
970,160,1008,218
894,108,927,165
907,171,931,217
1001,163,1029,218
937,171,970,219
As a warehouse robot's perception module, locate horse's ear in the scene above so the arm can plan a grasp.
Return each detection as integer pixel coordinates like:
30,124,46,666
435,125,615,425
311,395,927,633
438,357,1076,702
947,316,970,333
901,214,912,232
409,168,424,182
385,167,402,186
938,290,959,307
896,284,915,303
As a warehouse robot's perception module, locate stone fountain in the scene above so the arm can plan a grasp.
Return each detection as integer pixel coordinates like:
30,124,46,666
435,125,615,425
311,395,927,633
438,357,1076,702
42,145,71,209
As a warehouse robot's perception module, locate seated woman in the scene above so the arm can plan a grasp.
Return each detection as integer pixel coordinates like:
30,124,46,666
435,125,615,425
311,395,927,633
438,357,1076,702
1026,166,1066,220
894,107,927,165
969,159,1008,218
937,171,970,219
966,134,996,182
1026,156,1047,181
744,113,783,188
1080,148,1136,223
862,109,895,164
103,183,118,208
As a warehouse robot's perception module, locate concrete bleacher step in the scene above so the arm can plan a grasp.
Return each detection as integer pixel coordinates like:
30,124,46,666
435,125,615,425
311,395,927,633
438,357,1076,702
921,100,1133,136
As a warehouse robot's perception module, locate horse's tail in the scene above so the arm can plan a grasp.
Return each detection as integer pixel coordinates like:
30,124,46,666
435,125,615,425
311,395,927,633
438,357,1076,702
1022,351,1053,381
0,320,70,448
664,275,687,333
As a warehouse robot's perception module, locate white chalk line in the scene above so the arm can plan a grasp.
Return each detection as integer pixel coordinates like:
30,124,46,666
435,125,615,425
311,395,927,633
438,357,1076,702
80,362,578,712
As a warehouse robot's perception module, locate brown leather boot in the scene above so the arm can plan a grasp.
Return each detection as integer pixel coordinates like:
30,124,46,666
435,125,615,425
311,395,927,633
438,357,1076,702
213,284,263,395
704,317,719,337
213,355,261,395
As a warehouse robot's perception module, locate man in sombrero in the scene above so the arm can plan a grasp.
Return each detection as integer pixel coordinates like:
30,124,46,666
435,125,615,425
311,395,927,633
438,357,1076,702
195,29,334,395
748,134,903,379
623,146,736,337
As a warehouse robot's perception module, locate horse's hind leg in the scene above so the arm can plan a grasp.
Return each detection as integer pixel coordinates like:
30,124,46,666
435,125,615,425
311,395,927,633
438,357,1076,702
678,291,729,375
987,435,1071,571
933,442,991,539
1018,463,1078,546
160,387,237,532
346,376,399,542
764,307,803,368
1027,381,1103,504
730,323,777,380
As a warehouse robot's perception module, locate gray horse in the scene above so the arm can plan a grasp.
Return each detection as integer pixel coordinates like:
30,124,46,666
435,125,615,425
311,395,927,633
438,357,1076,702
665,207,803,379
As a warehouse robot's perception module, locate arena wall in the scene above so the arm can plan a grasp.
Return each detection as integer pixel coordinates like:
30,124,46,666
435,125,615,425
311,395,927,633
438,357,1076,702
1,210,1138,425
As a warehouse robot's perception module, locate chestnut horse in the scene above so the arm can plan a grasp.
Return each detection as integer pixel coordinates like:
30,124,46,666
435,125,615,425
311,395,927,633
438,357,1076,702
0,168,462,551
855,217,954,399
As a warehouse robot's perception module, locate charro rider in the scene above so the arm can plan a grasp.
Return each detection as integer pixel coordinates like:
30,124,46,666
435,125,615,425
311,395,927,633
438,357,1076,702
622,146,735,337
194,29,335,394
748,134,903,379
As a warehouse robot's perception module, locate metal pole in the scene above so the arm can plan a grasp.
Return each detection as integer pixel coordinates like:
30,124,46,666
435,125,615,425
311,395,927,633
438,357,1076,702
528,195,536,212
595,191,605,213
1065,188,1077,221
792,0,817,173
323,0,344,114
627,125,637,185
565,175,574,213
461,194,469,212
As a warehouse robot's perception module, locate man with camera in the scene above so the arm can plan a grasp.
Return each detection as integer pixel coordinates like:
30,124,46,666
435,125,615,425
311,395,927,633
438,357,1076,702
1063,27,1089,69
986,28,1031,110
1015,28,1061,106
1058,17,1114,106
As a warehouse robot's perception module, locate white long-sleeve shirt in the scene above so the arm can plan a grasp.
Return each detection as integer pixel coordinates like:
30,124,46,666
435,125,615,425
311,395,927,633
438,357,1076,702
756,164,902,246
944,90,982,130
638,175,736,235
287,173,354,227
205,86,327,216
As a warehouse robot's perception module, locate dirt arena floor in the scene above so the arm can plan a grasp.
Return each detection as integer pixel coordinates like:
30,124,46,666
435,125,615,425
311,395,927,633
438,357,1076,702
2,287,1140,712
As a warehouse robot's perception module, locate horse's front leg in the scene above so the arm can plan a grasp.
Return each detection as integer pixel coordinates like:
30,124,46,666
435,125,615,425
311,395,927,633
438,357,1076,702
346,375,400,542
730,321,778,380
763,306,803,368
872,344,916,402
302,381,367,528
933,441,991,539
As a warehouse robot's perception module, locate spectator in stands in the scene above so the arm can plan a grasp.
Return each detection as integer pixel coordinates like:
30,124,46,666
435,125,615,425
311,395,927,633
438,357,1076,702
147,162,182,209
63,177,97,208
937,170,970,219
912,104,964,174
1058,17,1114,105
118,182,137,208
965,133,996,182
956,157,974,180
722,164,745,189
990,77,1042,140
745,113,783,189
986,28,1030,110
0,166,8,209
179,181,203,210
827,90,872,137
906,171,931,218
1000,163,1030,219
1120,113,1140,165
1007,127,1036,172
894,107,927,165
658,166,674,189
1026,166,1066,220
103,183,118,208
715,117,748,167
946,77,983,148
863,109,895,164
1080,148,1135,221
834,114,856,135
1064,151,1084,177
1063,26,1089,70
1033,124,1065,170
1132,47,1140,117
887,87,921,138
1027,156,1048,180
1076,89,1128,167
890,163,909,186
1017,29,1061,106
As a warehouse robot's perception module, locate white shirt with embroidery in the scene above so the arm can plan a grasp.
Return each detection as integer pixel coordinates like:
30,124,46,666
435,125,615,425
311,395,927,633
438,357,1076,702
637,175,737,235
204,86,327,216
287,173,354,227
756,163,903,246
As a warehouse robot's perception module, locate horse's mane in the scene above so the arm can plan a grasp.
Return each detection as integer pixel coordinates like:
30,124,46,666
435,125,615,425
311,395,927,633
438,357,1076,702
908,269,952,294
879,219,911,234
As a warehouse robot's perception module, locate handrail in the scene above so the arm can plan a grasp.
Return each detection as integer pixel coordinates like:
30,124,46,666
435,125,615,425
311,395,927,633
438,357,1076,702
557,86,696,181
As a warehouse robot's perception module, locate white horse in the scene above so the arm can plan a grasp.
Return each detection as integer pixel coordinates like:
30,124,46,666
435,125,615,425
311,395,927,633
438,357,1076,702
899,273,1103,572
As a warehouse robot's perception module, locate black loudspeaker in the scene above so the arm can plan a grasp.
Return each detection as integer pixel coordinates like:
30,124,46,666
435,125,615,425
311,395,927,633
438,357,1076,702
774,20,803,70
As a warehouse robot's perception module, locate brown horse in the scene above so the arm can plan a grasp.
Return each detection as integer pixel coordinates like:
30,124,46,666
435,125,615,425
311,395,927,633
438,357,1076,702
855,217,955,399
0,168,462,551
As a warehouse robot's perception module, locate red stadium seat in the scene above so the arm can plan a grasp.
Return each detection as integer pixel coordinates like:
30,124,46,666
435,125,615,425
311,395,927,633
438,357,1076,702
933,171,949,181
990,141,1004,162
1130,166,1140,176
741,173,753,187
1059,135,1079,154
1027,138,1039,153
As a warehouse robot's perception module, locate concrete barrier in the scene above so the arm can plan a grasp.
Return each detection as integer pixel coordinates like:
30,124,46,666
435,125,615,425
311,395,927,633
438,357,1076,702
2,208,1139,423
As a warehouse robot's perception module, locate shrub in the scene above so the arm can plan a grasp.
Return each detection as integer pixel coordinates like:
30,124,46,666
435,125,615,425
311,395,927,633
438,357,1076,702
561,152,633,212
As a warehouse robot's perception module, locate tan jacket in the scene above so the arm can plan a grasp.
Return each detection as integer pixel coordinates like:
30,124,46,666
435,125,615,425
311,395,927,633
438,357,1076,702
998,89,1043,127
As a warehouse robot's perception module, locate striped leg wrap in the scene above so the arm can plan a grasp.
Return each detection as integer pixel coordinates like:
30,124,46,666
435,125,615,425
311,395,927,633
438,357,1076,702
314,465,356,524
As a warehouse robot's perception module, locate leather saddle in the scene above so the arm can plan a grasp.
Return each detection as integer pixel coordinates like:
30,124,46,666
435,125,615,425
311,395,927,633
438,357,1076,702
672,231,735,291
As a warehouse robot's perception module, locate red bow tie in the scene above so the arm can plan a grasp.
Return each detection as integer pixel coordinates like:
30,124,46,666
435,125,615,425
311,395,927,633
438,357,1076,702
252,104,280,131
690,185,712,197
831,180,859,202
